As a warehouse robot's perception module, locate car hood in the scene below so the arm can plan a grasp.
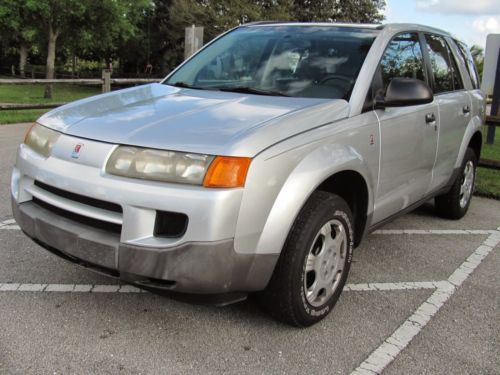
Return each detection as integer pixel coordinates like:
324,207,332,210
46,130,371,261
39,83,350,156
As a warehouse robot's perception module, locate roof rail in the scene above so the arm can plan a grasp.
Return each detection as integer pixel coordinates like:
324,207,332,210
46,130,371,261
241,20,286,26
241,21,385,30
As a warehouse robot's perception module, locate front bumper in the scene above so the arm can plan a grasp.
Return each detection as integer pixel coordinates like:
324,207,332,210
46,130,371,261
12,197,278,295
11,135,279,297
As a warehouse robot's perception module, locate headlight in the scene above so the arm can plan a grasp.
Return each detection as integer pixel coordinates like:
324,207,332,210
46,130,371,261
106,146,215,185
106,146,252,187
24,123,60,158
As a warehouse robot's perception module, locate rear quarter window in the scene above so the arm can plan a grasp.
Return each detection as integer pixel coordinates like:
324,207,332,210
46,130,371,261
455,40,481,89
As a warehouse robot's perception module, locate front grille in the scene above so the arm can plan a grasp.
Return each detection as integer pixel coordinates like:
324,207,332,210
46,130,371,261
34,180,122,213
32,197,122,234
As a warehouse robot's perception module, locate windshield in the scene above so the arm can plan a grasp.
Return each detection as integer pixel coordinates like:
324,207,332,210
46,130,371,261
164,25,378,100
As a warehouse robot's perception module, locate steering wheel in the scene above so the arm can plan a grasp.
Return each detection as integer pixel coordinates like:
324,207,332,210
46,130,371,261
318,74,352,86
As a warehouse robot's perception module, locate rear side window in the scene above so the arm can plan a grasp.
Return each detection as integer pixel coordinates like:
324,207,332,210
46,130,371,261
379,33,426,91
424,34,463,93
455,40,481,89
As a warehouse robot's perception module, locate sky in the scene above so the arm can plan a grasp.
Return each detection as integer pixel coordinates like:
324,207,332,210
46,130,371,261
383,0,500,48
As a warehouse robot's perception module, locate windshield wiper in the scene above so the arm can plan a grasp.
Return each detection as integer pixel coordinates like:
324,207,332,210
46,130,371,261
215,86,289,97
167,81,216,90
168,82,289,96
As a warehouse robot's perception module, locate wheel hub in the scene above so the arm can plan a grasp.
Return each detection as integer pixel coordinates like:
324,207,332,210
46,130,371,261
304,219,347,307
459,160,474,208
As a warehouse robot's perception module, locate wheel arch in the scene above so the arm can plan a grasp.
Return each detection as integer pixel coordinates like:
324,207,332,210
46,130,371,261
454,117,482,169
316,170,370,247
468,130,482,160
241,151,375,257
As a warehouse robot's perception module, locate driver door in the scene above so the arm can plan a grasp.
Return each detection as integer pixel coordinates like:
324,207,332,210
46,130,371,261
372,32,438,223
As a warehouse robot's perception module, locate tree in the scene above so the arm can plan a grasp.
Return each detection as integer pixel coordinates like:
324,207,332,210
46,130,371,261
25,0,87,97
470,45,484,79
24,0,152,97
167,0,292,68
1,0,387,83
148,0,175,75
165,0,385,70
0,0,37,77
60,0,152,78
292,0,386,23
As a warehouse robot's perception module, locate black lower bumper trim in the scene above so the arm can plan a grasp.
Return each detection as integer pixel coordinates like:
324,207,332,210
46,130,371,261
29,233,120,278
12,197,280,297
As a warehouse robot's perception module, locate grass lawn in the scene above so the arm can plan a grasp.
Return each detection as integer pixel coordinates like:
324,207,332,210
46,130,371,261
480,127,500,160
0,109,48,124
476,128,500,199
0,83,100,124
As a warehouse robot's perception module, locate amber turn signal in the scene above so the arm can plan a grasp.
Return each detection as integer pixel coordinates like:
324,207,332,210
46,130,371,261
23,123,36,144
203,156,252,188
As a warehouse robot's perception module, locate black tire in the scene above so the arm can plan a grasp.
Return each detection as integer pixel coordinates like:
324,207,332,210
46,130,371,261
435,148,477,220
259,191,354,327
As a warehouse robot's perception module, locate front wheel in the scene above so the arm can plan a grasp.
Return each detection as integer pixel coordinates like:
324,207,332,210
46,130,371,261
259,191,354,327
435,148,477,220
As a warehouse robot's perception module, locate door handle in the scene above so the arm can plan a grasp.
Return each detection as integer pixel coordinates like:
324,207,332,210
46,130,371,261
425,113,436,124
462,105,470,115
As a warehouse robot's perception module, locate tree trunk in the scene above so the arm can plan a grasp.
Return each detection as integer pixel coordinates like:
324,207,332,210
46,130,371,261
72,53,76,78
44,24,59,99
19,44,29,78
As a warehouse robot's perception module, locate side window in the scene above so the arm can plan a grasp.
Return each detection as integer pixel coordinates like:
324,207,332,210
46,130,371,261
379,33,426,91
447,42,464,90
456,40,480,89
424,34,463,93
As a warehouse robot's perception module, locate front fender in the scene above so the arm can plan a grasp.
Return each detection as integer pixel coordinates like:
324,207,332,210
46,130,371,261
234,142,374,256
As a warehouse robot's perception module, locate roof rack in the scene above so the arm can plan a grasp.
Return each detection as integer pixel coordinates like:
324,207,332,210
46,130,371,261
241,21,384,29
241,21,284,26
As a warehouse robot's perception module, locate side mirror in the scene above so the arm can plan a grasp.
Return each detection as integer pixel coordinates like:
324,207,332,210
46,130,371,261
375,78,433,108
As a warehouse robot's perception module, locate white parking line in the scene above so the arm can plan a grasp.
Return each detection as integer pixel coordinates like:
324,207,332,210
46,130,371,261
0,283,145,293
372,229,497,235
0,218,20,230
0,219,16,225
0,225,20,230
343,281,442,291
0,281,442,294
351,229,500,375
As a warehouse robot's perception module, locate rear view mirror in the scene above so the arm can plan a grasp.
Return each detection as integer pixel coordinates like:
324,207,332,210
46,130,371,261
376,78,433,108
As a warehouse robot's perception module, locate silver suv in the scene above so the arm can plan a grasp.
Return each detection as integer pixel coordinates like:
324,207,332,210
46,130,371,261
12,23,485,326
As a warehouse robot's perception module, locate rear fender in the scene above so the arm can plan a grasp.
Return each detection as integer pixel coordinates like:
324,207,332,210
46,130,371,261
454,115,483,169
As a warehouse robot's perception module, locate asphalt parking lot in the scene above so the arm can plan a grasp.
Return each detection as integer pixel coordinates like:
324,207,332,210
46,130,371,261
0,123,499,374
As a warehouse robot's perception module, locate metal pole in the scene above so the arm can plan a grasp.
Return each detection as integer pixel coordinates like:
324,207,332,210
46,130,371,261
486,48,500,144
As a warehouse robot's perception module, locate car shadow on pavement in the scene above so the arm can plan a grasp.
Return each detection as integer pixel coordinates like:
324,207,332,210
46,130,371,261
408,201,435,218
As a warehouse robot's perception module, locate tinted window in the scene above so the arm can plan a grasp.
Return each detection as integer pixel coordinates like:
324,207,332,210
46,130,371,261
425,34,463,93
455,40,480,89
448,44,464,90
165,26,378,100
379,33,426,90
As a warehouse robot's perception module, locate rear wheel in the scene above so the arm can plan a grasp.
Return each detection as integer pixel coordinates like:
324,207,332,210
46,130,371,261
435,148,477,220
260,191,353,327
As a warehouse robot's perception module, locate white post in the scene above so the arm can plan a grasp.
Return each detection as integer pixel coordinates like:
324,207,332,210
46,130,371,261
102,69,111,93
184,25,204,60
